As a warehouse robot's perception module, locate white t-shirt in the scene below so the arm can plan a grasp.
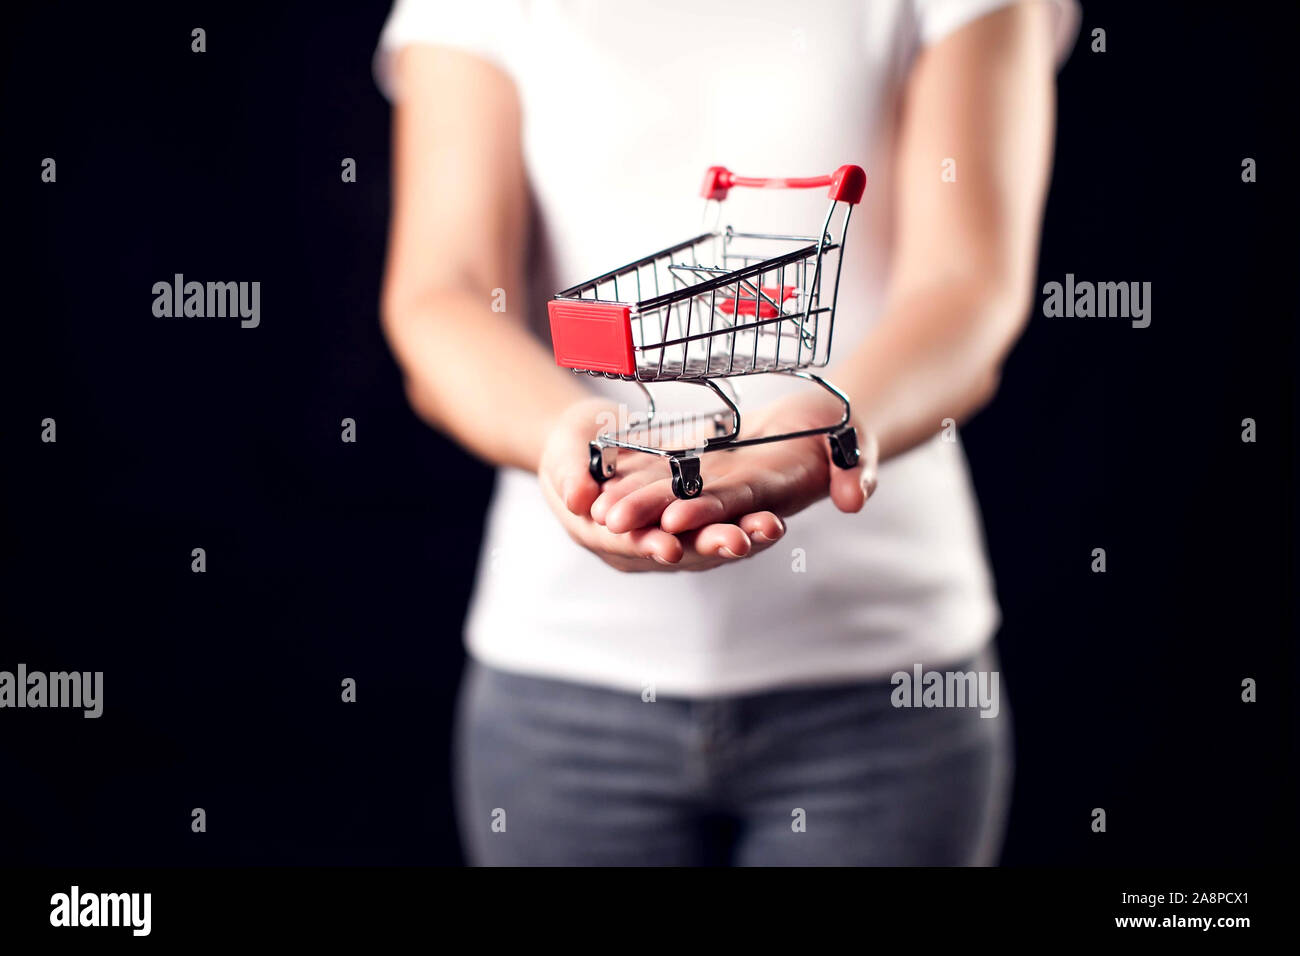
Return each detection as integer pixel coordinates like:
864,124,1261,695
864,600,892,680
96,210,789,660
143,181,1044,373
376,0,1080,696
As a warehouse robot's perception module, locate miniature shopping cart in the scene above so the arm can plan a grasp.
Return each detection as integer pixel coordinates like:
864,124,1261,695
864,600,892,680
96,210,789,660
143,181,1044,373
547,163,867,499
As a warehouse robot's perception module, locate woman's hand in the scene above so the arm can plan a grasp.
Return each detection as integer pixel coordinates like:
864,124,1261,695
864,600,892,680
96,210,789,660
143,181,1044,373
538,397,789,571
589,390,879,537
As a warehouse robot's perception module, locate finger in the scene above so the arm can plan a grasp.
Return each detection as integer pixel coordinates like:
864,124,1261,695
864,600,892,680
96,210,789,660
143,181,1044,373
659,479,760,535
828,428,872,514
738,510,785,546
554,403,620,517
562,467,604,517
581,520,684,566
553,439,605,518
685,523,753,560
602,477,681,534
628,526,685,565
590,466,662,525
673,513,784,568
832,429,883,512
861,430,879,498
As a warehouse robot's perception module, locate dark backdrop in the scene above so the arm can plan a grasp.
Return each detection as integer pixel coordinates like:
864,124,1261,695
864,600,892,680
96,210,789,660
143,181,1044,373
2,1,1294,866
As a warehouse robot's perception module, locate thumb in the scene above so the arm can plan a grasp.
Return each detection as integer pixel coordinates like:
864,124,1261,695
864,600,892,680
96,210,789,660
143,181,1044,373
828,427,878,514
545,403,615,517
561,443,606,516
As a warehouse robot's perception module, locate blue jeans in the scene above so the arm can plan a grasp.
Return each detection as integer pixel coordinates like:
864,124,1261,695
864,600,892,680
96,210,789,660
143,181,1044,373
453,646,1012,866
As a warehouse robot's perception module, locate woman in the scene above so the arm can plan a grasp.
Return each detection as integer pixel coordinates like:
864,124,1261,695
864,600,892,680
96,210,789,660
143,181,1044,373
376,0,1079,865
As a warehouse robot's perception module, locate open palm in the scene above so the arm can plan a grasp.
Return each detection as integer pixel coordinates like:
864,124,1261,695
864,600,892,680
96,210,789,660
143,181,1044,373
590,391,877,537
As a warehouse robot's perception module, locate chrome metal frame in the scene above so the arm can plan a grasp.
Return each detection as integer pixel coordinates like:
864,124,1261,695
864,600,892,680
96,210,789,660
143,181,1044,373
556,196,860,496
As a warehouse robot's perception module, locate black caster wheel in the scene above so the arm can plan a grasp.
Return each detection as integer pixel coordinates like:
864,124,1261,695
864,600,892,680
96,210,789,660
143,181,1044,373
589,442,616,483
669,456,703,499
828,424,860,469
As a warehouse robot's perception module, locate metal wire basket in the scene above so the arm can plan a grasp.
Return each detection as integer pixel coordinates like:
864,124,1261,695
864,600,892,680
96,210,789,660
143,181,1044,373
548,163,866,498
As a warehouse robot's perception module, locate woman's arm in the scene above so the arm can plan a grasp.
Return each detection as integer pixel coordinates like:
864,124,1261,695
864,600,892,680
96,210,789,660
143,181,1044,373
591,0,1060,534
380,45,787,568
834,0,1057,462
380,46,583,473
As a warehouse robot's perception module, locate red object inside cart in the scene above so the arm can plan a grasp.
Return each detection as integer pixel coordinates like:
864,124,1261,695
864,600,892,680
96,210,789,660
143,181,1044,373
718,284,798,318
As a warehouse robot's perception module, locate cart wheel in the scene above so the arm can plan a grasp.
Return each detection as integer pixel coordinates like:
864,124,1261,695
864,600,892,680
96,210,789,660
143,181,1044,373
828,425,860,469
669,456,703,500
589,442,616,483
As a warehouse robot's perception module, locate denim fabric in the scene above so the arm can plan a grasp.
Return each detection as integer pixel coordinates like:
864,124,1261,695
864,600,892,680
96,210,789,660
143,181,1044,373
454,645,1012,866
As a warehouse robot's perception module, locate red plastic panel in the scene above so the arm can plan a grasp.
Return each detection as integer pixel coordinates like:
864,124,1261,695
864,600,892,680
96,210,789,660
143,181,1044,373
548,299,635,375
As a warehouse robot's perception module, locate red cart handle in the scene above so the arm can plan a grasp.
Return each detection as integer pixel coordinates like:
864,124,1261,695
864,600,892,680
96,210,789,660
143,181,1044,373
700,164,866,204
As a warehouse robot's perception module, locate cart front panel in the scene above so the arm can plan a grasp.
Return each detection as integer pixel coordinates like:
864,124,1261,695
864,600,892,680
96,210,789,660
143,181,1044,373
548,300,636,376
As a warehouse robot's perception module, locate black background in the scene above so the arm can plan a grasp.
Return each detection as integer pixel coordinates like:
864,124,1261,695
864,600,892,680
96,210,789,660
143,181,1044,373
1,0,1295,867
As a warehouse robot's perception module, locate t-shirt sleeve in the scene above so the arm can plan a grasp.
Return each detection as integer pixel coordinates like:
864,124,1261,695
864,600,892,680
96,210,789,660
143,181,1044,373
912,0,1082,68
373,0,520,101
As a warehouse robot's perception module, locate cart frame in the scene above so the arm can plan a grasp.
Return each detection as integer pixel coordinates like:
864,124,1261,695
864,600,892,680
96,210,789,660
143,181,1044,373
547,164,867,499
